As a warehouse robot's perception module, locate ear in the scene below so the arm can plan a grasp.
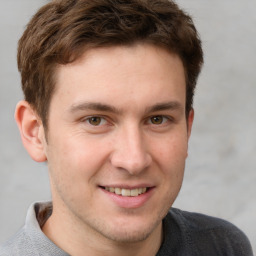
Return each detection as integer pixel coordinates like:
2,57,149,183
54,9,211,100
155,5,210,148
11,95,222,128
15,101,47,162
186,109,194,158
187,108,194,140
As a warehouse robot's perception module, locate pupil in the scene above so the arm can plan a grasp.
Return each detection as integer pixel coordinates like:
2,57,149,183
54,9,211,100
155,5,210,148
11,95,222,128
89,117,101,125
152,116,163,124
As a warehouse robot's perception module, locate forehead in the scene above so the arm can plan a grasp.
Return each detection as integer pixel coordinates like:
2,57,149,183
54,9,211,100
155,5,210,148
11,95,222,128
52,44,186,112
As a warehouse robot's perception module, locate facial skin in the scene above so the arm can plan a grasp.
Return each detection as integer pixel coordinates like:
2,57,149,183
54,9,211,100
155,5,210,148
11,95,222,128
16,44,193,256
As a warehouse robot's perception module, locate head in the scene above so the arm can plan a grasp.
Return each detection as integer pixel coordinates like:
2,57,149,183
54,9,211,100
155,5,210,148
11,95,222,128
18,0,203,129
15,0,203,253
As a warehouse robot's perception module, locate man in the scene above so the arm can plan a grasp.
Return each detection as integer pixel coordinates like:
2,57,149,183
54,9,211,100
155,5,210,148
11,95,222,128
0,0,253,255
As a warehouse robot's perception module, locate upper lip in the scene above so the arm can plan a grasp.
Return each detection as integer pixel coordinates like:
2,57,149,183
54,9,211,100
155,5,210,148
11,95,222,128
99,184,154,189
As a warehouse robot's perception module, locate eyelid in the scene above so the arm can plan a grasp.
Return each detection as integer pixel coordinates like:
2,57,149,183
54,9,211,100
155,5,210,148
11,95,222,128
82,115,110,126
80,114,174,127
146,115,173,125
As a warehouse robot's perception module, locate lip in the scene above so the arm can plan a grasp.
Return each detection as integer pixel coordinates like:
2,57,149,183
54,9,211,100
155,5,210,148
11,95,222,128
99,185,155,209
100,183,153,190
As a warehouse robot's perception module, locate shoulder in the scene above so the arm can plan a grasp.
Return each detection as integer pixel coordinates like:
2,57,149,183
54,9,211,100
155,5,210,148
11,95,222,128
169,208,243,232
165,208,253,256
0,202,69,256
0,227,32,256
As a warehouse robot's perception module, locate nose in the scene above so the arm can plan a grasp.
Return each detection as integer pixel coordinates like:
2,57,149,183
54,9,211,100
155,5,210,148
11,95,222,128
110,125,152,175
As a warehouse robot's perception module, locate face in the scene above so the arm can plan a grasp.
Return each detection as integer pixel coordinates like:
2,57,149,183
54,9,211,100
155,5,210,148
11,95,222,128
42,44,193,243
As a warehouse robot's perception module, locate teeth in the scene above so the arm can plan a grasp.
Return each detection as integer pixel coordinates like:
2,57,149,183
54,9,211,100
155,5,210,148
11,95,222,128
131,188,138,196
114,188,122,195
105,187,147,197
122,189,131,196
109,187,115,193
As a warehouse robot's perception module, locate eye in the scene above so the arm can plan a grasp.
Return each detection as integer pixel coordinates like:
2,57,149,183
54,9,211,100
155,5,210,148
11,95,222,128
86,116,107,126
149,115,168,125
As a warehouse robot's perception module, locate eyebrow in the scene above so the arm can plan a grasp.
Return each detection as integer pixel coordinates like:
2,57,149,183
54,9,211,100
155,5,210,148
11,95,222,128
68,101,183,115
145,101,184,114
69,102,122,114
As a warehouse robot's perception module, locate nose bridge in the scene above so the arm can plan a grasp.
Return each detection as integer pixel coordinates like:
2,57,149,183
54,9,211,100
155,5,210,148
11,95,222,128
111,123,152,174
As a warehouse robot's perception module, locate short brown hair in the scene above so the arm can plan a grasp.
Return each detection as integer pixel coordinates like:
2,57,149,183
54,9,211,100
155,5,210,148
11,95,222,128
18,0,203,127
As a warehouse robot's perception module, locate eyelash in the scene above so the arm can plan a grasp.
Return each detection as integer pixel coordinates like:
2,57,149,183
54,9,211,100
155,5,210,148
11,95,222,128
84,116,108,126
83,115,172,127
147,115,170,125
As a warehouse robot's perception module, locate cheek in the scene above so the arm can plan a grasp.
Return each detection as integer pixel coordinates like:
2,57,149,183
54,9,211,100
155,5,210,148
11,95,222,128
48,135,111,181
46,142,97,206
153,134,188,166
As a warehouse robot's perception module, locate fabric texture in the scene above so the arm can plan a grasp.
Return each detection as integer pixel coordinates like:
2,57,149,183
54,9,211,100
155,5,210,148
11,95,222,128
0,203,69,256
0,202,253,256
157,208,253,256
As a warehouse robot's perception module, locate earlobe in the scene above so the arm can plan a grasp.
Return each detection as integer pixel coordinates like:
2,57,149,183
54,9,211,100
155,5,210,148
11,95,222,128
15,101,47,162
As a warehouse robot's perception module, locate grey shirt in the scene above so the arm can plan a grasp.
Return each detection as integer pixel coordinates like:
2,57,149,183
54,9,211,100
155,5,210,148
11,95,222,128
0,203,68,256
0,202,253,256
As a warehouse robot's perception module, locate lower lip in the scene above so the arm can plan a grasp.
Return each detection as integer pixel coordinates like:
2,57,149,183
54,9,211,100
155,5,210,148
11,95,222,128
100,187,155,209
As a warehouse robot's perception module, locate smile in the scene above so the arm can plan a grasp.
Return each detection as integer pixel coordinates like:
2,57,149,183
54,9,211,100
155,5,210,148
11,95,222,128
104,187,147,197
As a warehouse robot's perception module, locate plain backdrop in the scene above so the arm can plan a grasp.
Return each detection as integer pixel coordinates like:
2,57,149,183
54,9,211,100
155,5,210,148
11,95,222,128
0,0,255,253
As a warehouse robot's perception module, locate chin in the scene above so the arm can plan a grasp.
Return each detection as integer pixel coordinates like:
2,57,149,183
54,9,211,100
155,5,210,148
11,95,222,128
102,226,156,243
96,214,163,243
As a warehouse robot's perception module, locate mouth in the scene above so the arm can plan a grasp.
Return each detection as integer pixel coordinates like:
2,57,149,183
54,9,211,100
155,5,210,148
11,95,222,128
99,185,154,208
103,187,148,197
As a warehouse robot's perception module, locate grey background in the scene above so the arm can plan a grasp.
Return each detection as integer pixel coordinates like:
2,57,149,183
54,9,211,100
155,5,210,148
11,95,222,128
0,0,255,253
